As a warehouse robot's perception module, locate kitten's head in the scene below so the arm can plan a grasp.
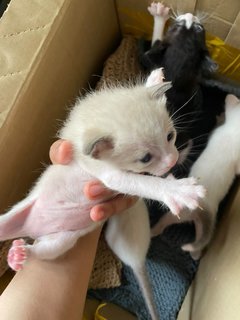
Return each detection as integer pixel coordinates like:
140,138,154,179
145,13,217,79
82,82,179,177
166,13,217,76
168,13,204,44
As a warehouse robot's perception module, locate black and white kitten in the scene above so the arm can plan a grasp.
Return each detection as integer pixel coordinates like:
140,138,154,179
139,2,240,176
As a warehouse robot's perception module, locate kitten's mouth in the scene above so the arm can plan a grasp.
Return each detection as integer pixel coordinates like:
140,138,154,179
129,168,172,177
140,170,171,178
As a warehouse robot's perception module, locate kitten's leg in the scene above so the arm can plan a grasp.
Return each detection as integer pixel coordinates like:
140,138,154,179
7,231,81,271
105,200,151,267
105,200,160,320
151,207,217,260
151,211,185,237
96,168,206,216
181,209,215,260
148,2,170,45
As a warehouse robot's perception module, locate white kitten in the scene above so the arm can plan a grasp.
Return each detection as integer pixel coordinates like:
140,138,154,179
152,94,240,260
0,69,205,320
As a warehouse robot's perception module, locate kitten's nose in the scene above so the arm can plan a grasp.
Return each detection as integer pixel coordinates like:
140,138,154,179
165,155,178,169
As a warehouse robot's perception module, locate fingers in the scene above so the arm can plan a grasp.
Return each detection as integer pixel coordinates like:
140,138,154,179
90,194,138,222
49,143,138,222
83,180,138,222
83,180,116,201
49,140,73,165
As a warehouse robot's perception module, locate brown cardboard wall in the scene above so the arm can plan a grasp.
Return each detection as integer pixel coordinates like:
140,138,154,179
0,0,120,212
116,0,240,47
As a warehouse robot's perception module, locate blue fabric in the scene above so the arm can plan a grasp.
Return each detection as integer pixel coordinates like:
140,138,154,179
88,204,199,320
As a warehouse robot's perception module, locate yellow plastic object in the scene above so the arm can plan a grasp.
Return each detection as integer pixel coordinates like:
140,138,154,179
118,6,240,83
82,303,107,320
206,33,240,83
94,303,108,320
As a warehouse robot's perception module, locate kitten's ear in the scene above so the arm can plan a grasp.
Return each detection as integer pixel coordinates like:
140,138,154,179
84,136,114,159
148,82,172,99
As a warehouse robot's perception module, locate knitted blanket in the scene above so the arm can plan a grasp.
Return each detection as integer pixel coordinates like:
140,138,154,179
88,36,199,319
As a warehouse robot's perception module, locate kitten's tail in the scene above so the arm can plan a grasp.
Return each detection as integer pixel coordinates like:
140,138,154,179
181,208,215,260
134,264,160,320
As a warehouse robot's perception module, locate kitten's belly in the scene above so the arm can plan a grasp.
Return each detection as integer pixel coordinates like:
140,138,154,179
29,200,101,238
26,163,109,238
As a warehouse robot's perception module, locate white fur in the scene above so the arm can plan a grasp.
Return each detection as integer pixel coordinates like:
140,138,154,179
0,69,206,320
152,94,240,260
148,1,202,46
148,2,170,44
177,13,200,29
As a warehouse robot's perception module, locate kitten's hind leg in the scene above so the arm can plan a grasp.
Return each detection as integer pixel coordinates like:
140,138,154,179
181,209,215,260
151,210,184,237
8,231,81,271
105,200,160,320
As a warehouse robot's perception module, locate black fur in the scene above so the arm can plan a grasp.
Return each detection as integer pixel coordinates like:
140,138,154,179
139,18,240,177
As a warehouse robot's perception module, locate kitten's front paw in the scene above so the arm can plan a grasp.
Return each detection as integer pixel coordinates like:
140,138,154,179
163,176,206,215
145,68,165,87
148,2,170,20
8,239,28,271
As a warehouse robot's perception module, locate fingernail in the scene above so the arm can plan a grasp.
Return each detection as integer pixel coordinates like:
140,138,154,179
52,140,63,153
96,209,106,221
91,208,106,221
89,184,104,197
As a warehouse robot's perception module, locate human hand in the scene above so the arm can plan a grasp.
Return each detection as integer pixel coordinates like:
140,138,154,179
49,140,138,221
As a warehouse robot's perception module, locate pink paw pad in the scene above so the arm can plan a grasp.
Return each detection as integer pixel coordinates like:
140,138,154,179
8,239,27,271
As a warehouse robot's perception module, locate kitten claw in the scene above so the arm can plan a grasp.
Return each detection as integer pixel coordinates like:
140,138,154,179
8,238,28,271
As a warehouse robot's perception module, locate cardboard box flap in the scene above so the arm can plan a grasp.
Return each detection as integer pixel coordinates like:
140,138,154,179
0,0,120,212
0,0,67,128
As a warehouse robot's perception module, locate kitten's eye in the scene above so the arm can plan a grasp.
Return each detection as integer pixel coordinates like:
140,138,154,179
140,153,152,163
194,24,203,32
167,131,175,142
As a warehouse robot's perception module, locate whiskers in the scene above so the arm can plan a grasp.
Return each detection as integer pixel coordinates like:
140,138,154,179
170,90,199,120
169,0,224,27
173,110,203,131
166,89,201,131
169,5,178,20
176,132,210,171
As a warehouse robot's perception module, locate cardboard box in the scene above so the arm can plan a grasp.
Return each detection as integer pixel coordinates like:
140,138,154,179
0,1,240,319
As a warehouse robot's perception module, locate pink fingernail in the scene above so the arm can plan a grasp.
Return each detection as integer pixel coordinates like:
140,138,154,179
90,184,104,197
